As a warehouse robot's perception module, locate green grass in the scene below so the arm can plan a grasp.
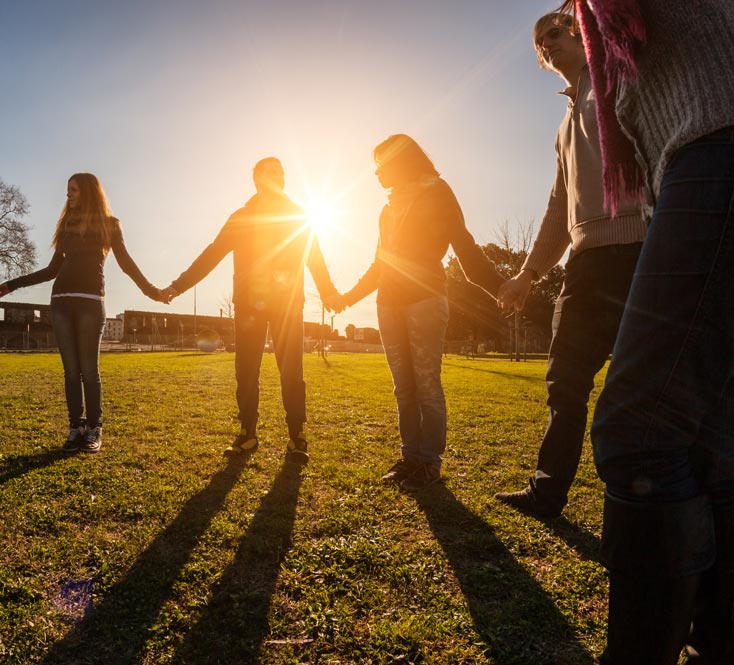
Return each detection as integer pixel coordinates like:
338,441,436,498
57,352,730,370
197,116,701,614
0,351,608,664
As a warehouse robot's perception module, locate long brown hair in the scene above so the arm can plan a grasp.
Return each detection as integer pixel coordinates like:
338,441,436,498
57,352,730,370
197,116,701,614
52,173,116,251
373,134,439,184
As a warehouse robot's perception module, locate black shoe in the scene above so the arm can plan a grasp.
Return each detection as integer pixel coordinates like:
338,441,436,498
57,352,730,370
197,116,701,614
79,426,102,454
62,425,86,453
286,432,309,464
225,433,259,456
399,463,441,491
494,488,561,519
381,458,418,484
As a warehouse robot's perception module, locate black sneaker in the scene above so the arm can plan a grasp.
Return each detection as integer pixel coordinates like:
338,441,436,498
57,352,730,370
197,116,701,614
381,458,418,484
225,433,259,456
494,488,562,519
286,432,309,464
79,426,102,454
62,425,86,453
399,463,441,491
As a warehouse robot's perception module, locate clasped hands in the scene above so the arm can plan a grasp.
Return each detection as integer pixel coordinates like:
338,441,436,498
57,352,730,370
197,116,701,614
322,292,349,314
149,285,177,305
496,270,533,313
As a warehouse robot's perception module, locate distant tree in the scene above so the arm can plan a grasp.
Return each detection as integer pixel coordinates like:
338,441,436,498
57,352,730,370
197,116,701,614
445,219,564,346
0,180,36,279
220,291,235,319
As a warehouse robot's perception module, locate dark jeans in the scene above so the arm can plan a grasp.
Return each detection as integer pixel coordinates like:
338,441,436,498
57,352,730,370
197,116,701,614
592,127,734,507
377,296,449,468
235,306,305,439
530,243,642,513
51,296,106,428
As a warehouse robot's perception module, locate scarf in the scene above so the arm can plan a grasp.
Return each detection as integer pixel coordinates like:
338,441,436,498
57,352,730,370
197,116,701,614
575,0,647,215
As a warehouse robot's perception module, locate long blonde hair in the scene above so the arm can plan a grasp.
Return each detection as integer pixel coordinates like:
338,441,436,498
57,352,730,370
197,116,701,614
52,173,116,251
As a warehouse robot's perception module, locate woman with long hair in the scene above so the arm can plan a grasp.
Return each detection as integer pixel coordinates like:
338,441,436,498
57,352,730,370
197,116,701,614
0,173,162,453
334,134,503,490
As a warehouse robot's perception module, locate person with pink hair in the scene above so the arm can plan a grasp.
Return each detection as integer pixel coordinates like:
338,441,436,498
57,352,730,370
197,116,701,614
561,1,734,662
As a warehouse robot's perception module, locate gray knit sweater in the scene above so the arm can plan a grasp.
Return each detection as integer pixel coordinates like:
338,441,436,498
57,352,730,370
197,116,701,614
615,0,734,204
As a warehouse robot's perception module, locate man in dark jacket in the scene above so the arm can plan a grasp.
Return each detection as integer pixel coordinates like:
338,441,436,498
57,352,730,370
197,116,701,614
162,158,337,463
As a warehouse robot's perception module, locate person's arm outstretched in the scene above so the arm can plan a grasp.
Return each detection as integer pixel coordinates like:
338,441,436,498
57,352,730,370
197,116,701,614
443,184,504,299
109,220,163,301
163,217,235,302
498,158,570,312
0,251,65,296
305,231,339,306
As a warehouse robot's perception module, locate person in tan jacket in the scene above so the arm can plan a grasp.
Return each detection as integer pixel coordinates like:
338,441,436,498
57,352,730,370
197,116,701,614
494,11,646,518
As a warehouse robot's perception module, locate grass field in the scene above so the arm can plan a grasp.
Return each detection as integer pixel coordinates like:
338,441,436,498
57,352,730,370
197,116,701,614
0,351,609,664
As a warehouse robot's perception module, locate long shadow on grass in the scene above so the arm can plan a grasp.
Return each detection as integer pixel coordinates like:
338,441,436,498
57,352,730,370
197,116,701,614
169,461,303,664
0,450,64,487
414,484,596,665
546,516,601,561
39,454,249,665
442,361,545,383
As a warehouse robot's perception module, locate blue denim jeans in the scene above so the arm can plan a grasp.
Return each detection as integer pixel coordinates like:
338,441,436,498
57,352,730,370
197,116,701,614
378,295,449,468
592,128,734,506
51,297,106,428
234,306,305,439
529,243,641,513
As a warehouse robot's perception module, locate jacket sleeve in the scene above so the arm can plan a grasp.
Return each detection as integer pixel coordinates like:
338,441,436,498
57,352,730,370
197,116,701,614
110,222,158,298
343,239,381,307
444,186,503,299
170,218,235,295
522,157,571,279
5,251,64,292
305,231,338,300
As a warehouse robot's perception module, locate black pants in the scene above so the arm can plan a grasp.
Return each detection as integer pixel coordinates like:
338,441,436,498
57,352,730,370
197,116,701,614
234,306,306,439
529,243,642,514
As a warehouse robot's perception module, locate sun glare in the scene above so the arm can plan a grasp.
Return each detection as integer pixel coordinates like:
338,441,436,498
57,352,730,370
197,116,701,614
305,197,338,235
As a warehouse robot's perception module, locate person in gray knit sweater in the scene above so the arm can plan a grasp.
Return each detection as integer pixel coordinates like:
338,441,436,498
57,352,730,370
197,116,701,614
561,0,734,663
494,11,646,519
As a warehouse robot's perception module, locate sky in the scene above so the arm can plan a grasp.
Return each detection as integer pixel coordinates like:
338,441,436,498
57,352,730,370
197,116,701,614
0,0,569,332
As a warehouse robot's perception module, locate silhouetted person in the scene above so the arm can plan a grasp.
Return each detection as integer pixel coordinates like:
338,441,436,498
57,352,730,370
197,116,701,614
560,0,734,662
493,11,646,519
162,158,337,463
0,173,163,453
330,134,503,490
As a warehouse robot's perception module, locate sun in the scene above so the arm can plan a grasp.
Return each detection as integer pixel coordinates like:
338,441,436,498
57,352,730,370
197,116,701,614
304,197,338,235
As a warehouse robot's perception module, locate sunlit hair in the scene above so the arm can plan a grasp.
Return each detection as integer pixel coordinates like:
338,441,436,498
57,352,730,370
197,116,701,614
533,11,581,70
52,173,116,252
373,134,439,185
253,157,283,179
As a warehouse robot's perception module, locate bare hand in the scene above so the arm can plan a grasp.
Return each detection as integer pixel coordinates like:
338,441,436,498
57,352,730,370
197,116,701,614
497,271,533,312
0,283,9,298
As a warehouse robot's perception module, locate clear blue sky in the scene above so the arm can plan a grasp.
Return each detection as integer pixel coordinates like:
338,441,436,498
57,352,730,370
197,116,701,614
1,0,568,330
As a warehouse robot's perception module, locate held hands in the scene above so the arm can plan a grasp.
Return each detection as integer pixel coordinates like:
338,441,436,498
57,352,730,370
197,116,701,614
322,292,347,314
497,270,534,312
159,286,178,304
0,283,9,298
148,285,177,304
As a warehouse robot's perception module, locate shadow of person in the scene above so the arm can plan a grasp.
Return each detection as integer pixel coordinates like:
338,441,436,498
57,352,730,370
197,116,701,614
39,454,249,665
170,461,303,664
413,483,596,665
0,449,65,487
545,515,602,561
